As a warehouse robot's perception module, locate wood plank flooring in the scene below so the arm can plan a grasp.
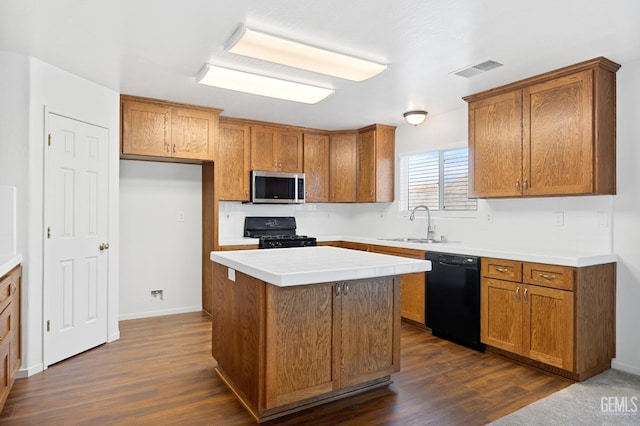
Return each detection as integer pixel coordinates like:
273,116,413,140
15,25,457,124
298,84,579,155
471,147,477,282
0,312,570,425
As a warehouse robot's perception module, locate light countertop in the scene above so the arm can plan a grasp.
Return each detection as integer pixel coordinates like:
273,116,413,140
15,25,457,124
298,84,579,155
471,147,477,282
0,254,22,278
210,246,431,287
218,235,616,268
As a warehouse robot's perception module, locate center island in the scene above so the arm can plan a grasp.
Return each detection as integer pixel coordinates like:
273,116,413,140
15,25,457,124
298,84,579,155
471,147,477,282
210,246,432,422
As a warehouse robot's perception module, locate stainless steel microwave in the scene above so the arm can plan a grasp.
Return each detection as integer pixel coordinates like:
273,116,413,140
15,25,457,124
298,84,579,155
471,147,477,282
251,170,305,204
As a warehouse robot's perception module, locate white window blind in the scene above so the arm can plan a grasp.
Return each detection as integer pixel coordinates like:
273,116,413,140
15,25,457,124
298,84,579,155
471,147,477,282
407,148,477,211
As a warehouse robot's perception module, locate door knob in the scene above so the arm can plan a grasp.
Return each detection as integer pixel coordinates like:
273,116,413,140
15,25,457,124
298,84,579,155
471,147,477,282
99,243,110,251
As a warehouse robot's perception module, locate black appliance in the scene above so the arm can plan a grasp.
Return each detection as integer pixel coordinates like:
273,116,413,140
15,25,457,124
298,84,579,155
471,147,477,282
425,252,484,351
244,216,317,249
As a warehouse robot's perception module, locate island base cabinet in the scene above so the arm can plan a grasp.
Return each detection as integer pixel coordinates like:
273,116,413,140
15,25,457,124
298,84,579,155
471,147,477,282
211,262,401,422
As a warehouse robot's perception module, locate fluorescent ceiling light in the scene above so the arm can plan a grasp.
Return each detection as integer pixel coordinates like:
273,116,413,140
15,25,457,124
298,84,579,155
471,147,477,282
196,64,334,104
225,26,387,82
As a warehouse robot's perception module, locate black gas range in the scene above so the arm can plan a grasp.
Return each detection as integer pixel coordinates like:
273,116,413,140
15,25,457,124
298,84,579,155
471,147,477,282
244,216,317,249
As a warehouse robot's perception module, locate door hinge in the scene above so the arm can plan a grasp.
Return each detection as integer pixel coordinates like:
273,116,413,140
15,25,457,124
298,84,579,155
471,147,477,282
48,133,51,147
47,227,51,239
47,320,50,332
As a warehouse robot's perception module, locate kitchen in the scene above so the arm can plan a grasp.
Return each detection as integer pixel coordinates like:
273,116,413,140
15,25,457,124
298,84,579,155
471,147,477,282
1,0,640,423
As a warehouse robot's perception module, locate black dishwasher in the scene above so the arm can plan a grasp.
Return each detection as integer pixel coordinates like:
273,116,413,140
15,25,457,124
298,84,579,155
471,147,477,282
425,252,484,351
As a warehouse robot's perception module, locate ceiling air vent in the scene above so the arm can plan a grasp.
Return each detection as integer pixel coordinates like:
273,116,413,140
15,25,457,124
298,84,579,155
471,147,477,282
451,59,503,78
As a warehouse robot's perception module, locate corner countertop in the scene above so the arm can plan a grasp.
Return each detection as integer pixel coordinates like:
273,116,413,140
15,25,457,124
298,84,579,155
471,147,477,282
210,246,431,287
218,235,616,268
0,254,22,278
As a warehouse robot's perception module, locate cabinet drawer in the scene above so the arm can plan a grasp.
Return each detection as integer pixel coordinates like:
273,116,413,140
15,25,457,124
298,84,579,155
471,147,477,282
523,263,575,291
0,276,12,314
481,258,522,282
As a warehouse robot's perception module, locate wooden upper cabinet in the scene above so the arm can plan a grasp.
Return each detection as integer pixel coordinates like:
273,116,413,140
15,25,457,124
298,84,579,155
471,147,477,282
122,99,171,157
303,133,330,202
464,57,620,198
121,95,221,163
171,107,217,161
523,70,594,196
216,119,251,201
357,124,395,202
329,133,357,202
250,126,303,172
468,90,523,197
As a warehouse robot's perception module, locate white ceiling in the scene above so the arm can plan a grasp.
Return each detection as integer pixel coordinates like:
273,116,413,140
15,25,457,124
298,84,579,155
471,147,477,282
1,0,639,130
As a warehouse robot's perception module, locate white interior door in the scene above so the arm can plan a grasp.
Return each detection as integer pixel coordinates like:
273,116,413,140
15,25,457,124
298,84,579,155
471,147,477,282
44,112,109,366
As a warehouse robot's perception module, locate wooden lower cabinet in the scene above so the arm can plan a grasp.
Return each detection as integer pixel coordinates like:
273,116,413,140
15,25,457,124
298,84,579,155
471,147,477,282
482,278,573,370
211,262,400,422
481,258,614,381
337,242,426,325
0,264,21,411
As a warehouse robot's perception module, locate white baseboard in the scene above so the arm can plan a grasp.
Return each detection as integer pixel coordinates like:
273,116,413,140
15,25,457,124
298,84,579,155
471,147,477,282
18,362,44,378
108,330,120,342
118,306,202,321
612,359,640,376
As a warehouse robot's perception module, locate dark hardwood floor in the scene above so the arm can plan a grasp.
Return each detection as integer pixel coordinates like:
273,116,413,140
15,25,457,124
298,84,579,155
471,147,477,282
1,312,570,425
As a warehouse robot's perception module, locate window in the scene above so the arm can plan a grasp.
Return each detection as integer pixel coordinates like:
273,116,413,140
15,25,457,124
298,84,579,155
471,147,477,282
406,147,477,211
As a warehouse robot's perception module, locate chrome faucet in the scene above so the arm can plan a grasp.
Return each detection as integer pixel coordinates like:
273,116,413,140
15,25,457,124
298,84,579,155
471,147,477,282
409,205,436,242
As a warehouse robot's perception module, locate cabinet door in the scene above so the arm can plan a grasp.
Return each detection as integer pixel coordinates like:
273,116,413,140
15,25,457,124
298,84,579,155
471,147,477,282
522,285,574,370
278,130,304,172
481,278,522,354
121,100,171,157
303,133,330,202
340,277,400,388
171,107,216,161
217,121,251,201
357,129,376,202
400,272,426,324
250,126,278,171
329,133,357,202
264,283,338,409
523,70,593,196
468,90,523,197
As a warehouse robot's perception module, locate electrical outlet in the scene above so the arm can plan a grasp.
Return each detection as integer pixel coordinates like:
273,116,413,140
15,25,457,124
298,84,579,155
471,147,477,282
597,211,609,228
486,213,493,224
554,211,564,227
177,210,185,222
151,289,164,300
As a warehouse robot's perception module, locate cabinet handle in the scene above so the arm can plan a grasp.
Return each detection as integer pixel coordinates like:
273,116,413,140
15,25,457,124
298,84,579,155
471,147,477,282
344,282,350,296
539,273,556,280
524,288,529,304
172,144,176,153
516,179,520,192
515,286,520,302
12,283,16,293
523,178,529,191
166,144,170,153
496,267,509,273
335,283,342,298
278,161,282,168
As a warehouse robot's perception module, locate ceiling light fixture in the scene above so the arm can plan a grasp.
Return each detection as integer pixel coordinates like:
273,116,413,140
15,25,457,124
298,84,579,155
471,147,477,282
403,110,428,126
225,26,387,82
196,64,334,104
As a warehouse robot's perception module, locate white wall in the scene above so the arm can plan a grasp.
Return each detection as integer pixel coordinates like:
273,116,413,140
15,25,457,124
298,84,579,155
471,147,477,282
612,58,640,375
119,160,202,319
1,55,121,377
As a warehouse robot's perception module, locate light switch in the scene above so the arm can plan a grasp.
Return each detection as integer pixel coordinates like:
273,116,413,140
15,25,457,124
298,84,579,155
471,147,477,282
177,210,185,222
228,268,236,282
